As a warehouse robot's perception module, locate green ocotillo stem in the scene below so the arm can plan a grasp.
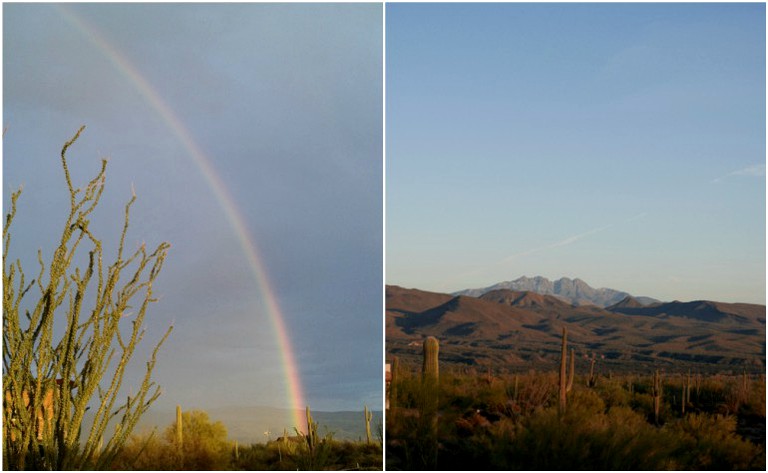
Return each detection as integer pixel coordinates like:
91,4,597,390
559,328,568,415
364,405,373,444
422,336,439,383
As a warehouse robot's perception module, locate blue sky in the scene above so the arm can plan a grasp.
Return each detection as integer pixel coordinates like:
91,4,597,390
387,3,765,304
4,3,382,416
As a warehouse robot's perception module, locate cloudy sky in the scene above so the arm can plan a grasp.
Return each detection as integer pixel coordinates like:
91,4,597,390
4,3,382,418
387,3,765,304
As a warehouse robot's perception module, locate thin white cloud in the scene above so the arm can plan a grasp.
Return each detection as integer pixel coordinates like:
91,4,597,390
550,224,613,248
712,164,766,183
503,223,614,263
624,212,647,223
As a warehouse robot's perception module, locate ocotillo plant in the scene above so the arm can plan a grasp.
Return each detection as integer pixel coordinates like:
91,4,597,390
2,127,172,470
364,406,373,444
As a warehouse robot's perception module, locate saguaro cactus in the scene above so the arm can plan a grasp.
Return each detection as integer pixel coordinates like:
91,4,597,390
175,405,184,467
559,328,569,415
741,369,749,403
513,374,519,402
422,336,440,384
652,370,663,425
680,380,686,415
421,336,439,468
567,348,575,393
364,405,373,444
305,405,319,454
587,353,597,387
175,405,183,448
389,356,400,415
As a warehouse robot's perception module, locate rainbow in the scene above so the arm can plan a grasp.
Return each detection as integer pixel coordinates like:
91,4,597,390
55,5,307,432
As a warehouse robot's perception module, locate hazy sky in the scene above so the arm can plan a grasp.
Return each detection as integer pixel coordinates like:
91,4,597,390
4,3,382,417
387,3,765,304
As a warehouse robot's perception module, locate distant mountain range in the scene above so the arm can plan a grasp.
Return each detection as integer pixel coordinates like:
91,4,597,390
387,284,765,373
454,276,659,307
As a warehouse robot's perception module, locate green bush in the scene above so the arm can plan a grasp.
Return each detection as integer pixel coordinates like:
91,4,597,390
668,413,764,470
165,410,231,470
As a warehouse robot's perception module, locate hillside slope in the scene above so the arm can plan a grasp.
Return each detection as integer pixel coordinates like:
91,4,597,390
387,285,765,373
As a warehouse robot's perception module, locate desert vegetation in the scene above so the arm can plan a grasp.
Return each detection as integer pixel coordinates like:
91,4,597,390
110,406,383,470
386,335,766,470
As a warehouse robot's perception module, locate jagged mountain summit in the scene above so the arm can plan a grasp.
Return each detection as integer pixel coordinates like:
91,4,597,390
454,276,659,308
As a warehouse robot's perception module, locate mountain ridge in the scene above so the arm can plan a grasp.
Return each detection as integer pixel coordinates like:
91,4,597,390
387,285,765,373
454,276,659,307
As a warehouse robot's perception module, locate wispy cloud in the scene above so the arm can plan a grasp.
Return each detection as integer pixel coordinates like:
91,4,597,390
712,164,766,183
624,212,647,223
503,223,614,263
448,214,648,289
550,224,614,248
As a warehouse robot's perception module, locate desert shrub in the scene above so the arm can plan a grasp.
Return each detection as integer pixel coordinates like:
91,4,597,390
109,431,174,470
165,410,230,470
109,410,231,470
326,440,382,470
630,390,675,425
505,396,675,470
592,407,676,470
594,378,631,408
741,378,766,418
231,443,277,470
668,413,765,470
